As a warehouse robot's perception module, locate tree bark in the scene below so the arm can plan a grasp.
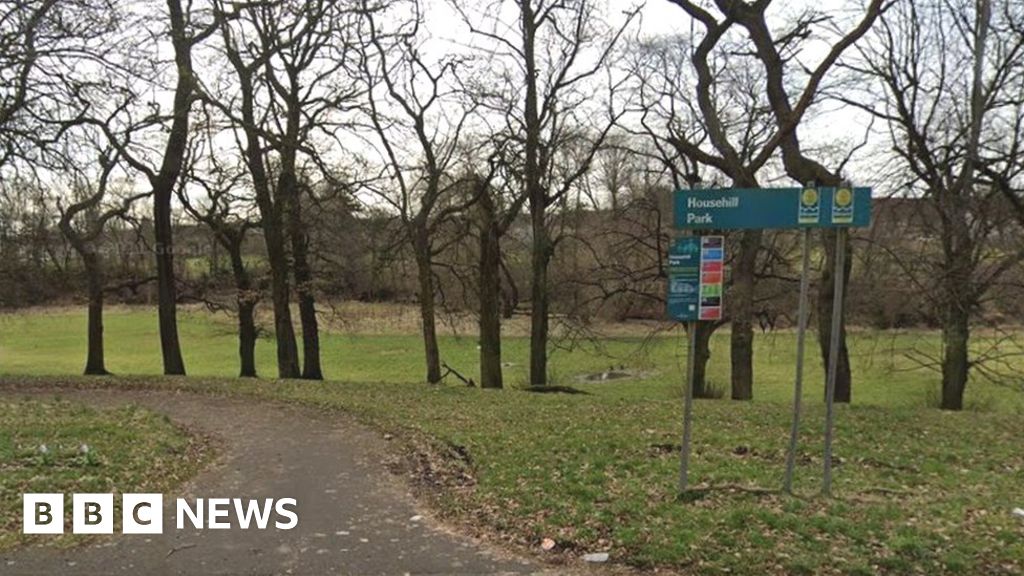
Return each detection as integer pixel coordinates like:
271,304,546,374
499,257,518,319
227,243,257,378
691,321,716,398
60,232,109,376
817,229,852,403
938,199,975,410
478,204,503,389
528,210,551,385
294,270,322,379
237,297,257,379
248,147,298,378
940,306,970,410
521,0,551,387
83,251,108,376
283,176,322,380
413,230,442,384
153,188,185,375
273,63,322,380
266,230,300,379
729,229,761,400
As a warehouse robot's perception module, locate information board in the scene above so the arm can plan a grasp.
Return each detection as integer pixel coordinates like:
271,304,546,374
667,236,724,322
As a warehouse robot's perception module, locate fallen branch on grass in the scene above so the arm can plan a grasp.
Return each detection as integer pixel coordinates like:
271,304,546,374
441,362,475,387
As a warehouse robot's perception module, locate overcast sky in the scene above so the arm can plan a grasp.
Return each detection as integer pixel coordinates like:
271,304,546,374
409,0,881,190
87,0,888,205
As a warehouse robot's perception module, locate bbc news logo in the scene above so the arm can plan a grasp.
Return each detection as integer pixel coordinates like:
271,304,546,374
23,494,298,534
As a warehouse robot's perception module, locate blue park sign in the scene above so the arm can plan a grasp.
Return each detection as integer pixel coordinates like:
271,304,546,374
674,187,872,229
667,236,724,322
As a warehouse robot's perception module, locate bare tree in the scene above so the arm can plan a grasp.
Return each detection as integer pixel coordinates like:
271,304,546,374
92,0,220,375
594,135,637,214
0,0,56,167
0,0,119,169
56,140,148,375
628,21,784,400
356,0,481,384
180,107,262,377
714,0,890,403
251,0,351,380
204,0,299,378
453,0,639,385
1,0,122,309
462,144,525,389
204,0,359,379
843,0,1024,409
150,0,216,374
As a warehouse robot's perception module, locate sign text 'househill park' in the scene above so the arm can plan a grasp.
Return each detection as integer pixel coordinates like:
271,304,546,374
675,187,872,230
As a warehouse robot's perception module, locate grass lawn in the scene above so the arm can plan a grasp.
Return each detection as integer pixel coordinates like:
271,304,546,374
1,306,1023,573
2,306,1022,411
0,397,210,550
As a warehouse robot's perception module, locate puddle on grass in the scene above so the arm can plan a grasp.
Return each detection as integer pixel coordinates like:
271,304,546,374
576,369,653,383
583,371,632,382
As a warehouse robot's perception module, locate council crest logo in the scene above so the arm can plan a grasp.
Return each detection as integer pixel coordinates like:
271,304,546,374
832,187,854,224
835,187,852,207
801,187,818,207
798,187,820,224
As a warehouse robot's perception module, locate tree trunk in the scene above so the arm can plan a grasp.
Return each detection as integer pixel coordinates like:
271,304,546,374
499,256,518,319
528,206,551,386
257,182,300,379
237,297,257,378
267,235,300,379
413,231,442,384
276,105,321,380
151,0,192,377
691,321,716,398
817,229,852,403
233,69,299,379
83,251,108,376
288,199,322,380
938,211,975,411
228,246,257,378
729,229,761,400
937,1,986,410
479,214,503,389
940,306,970,410
153,191,186,375
522,0,548,386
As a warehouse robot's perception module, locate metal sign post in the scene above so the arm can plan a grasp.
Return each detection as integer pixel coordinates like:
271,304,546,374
822,225,848,496
680,319,696,493
672,173,701,496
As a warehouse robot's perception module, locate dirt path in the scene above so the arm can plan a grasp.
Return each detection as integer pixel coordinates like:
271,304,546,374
1,387,538,575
